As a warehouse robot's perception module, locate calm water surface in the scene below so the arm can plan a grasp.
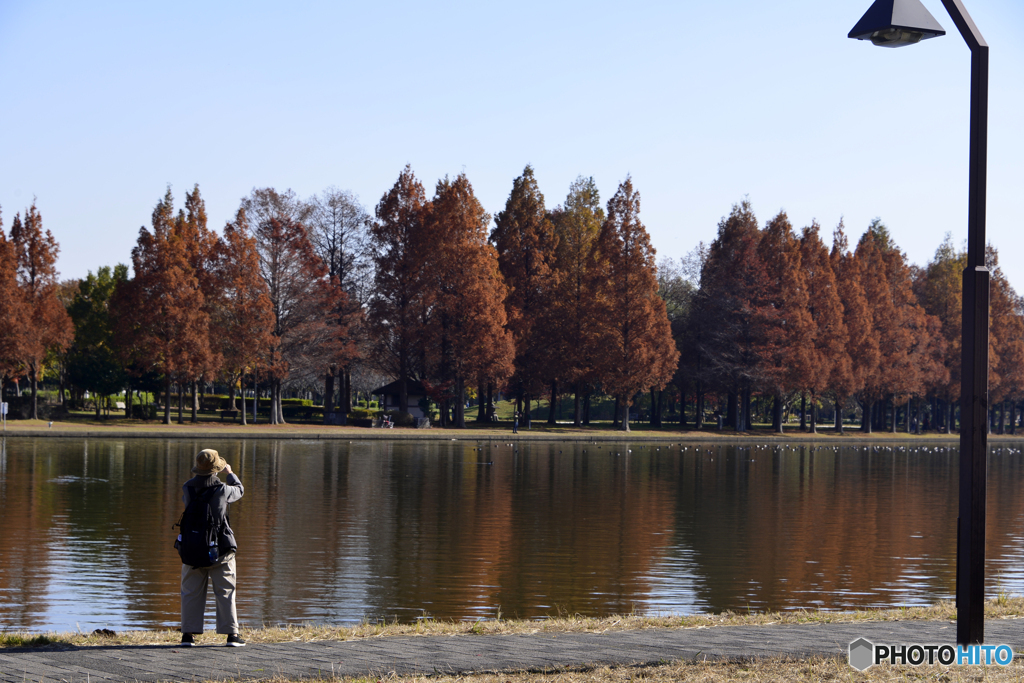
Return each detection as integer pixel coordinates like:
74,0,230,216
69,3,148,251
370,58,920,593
2,437,1024,632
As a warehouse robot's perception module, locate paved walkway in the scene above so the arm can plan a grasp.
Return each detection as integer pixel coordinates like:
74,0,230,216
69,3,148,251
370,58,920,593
0,620,1019,683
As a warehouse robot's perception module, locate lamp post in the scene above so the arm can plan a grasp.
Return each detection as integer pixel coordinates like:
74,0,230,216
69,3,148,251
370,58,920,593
849,0,989,645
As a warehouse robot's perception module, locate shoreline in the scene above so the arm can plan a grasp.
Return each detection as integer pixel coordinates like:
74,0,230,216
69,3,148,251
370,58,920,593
1,419,1019,443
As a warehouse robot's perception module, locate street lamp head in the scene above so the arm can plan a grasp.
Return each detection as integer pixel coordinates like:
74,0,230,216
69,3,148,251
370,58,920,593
849,0,945,47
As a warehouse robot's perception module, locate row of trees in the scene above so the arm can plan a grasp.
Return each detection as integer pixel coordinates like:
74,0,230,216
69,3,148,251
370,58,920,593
4,172,1023,434
0,166,679,430
664,200,1024,434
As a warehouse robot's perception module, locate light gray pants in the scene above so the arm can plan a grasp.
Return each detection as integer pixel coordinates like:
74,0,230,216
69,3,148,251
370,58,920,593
180,553,238,635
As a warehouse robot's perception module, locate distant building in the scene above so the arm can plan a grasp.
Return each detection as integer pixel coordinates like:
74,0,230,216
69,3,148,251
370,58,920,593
372,379,428,418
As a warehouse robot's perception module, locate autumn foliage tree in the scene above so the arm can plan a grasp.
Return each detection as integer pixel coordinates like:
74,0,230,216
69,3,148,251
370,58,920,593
239,187,348,424
367,166,430,415
491,165,559,419
305,187,371,417
214,208,276,425
799,221,849,433
754,211,813,433
590,178,678,431
114,188,213,425
9,202,73,419
694,200,764,431
829,220,877,432
548,176,605,426
421,173,514,428
0,207,28,394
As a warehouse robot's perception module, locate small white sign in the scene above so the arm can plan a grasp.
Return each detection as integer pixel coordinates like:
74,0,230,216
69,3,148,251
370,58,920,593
0,402,7,416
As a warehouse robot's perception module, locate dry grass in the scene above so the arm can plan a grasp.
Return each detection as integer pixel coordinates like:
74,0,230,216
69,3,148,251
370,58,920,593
196,657,1024,683
7,597,1024,649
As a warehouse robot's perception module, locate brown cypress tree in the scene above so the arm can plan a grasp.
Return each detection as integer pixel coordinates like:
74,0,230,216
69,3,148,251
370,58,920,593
490,165,559,418
754,211,814,433
114,188,210,425
591,178,678,431
798,221,848,433
987,247,1024,433
368,166,430,415
214,208,276,425
0,207,29,396
830,220,877,433
422,173,515,428
694,200,764,431
9,202,74,420
548,176,604,426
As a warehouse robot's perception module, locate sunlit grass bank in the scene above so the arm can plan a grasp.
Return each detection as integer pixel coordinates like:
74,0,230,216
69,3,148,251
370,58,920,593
5,597,1022,649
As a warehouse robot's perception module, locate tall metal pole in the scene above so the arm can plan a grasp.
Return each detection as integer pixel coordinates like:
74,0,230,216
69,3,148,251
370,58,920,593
937,0,989,646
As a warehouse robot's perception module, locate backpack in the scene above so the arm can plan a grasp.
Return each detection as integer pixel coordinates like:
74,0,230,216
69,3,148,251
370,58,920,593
173,483,225,568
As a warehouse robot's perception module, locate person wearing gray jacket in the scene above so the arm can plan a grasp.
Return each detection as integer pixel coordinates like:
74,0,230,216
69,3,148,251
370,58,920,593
179,449,245,647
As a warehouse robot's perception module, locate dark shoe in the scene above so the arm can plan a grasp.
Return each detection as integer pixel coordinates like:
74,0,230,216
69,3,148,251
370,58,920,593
226,634,246,647
180,633,196,647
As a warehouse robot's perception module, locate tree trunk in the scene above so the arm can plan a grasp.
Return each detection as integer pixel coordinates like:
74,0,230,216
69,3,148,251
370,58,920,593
809,393,818,434
743,385,753,431
620,395,630,432
946,399,954,435
399,376,409,415
525,395,531,429
799,393,806,432
177,383,184,424
770,393,778,436
728,389,739,431
455,377,466,428
835,395,844,433
861,398,872,433
547,381,557,425
476,377,486,422
582,392,590,425
164,375,172,425
890,396,897,433
1010,401,1017,435
696,387,704,430
324,370,335,424
573,384,581,426
191,381,199,423
30,365,39,420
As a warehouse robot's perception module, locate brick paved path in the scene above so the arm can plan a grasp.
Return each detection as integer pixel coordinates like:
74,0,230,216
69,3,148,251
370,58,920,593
0,620,1019,683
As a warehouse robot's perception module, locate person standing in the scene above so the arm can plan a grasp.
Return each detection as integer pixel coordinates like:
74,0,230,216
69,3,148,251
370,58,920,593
179,449,246,647
512,410,519,434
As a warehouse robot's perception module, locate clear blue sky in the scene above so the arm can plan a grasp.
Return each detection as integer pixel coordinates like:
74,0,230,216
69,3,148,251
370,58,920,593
2,1,1022,288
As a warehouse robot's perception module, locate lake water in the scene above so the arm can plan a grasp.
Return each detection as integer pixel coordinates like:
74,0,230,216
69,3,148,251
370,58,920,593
2,437,1024,632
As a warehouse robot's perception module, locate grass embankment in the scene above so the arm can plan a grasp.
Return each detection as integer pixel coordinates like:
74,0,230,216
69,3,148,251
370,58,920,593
7,600,1023,681
3,597,1018,648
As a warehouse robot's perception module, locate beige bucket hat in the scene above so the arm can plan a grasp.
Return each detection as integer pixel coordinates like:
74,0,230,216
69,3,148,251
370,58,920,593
192,449,226,475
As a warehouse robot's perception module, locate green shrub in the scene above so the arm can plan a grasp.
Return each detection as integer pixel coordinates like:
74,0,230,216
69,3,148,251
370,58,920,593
281,398,313,407
131,404,158,420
